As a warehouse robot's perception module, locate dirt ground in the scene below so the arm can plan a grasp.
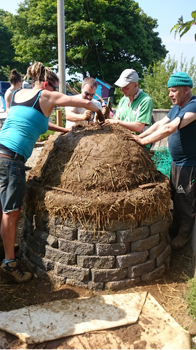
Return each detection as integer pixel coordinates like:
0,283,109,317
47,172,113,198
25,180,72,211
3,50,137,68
1,126,196,348
0,212,196,349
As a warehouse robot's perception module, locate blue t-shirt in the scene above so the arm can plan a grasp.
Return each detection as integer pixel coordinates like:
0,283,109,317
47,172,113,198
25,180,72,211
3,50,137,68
168,96,196,166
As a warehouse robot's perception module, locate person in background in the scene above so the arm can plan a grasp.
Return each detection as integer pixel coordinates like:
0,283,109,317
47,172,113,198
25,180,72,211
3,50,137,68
4,69,22,112
105,69,153,135
0,61,104,284
65,77,102,128
133,72,196,251
102,100,114,118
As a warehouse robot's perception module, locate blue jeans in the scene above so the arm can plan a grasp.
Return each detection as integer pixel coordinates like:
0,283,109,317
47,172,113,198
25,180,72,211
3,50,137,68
0,157,26,213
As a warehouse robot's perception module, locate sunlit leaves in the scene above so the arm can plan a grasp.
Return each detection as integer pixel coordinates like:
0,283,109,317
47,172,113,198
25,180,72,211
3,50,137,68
142,55,196,109
171,11,196,40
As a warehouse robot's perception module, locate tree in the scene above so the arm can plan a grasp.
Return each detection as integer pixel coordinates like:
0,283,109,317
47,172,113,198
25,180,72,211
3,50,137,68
0,10,27,80
171,11,196,40
5,0,167,84
142,55,196,109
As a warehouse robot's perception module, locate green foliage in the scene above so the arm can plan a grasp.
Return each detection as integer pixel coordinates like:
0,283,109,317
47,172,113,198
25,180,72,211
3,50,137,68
38,130,54,141
113,86,123,106
0,66,11,81
3,0,167,84
0,10,28,80
171,11,196,39
142,55,196,109
65,0,168,83
5,0,58,67
186,278,196,319
50,107,66,127
67,79,81,93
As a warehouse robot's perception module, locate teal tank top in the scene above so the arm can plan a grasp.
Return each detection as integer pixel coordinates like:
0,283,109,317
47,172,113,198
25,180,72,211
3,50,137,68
0,90,48,162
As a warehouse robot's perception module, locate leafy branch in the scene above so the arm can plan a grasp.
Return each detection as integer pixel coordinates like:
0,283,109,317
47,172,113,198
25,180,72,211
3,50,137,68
171,11,196,40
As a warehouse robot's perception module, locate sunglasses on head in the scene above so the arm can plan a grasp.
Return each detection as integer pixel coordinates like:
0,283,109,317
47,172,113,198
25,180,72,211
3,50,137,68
48,81,59,91
84,91,94,97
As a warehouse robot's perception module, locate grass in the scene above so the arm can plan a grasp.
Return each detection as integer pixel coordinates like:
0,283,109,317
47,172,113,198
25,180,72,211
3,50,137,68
187,278,196,320
38,130,55,141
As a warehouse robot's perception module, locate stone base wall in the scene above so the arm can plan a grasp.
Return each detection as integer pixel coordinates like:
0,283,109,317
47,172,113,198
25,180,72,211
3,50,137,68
20,212,171,291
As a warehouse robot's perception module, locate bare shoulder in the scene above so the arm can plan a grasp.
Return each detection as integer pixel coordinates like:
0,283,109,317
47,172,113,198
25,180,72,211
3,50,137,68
14,88,41,102
4,88,12,98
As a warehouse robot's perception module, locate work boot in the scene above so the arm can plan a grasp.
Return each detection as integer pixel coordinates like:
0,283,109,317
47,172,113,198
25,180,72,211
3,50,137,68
169,220,180,241
0,259,32,283
0,238,20,261
171,220,194,250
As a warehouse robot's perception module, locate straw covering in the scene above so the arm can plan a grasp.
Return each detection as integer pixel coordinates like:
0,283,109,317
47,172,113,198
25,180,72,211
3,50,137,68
26,124,171,229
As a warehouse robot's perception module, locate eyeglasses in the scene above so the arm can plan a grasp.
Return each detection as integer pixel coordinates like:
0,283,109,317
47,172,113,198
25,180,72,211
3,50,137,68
48,82,59,91
84,91,94,98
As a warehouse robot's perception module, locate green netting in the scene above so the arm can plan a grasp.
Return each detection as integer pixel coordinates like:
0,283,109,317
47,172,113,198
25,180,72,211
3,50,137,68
152,147,172,178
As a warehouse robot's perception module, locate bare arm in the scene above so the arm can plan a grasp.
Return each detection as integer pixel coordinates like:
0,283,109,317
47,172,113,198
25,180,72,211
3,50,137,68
48,122,72,133
105,118,145,133
66,109,90,123
40,91,101,117
134,117,180,145
179,112,196,128
4,90,12,112
138,116,170,138
135,112,196,145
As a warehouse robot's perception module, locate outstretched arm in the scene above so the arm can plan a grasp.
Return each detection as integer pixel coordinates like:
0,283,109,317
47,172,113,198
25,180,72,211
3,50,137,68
135,111,196,145
48,122,72,133
66,109,92,123
105,118,145,133
139,116,170,138
40,91,104,122
134,117,179,145
51,93,101,112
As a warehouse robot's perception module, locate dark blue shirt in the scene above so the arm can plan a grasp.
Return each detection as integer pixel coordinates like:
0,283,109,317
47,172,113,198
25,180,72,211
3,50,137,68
168,96,196,166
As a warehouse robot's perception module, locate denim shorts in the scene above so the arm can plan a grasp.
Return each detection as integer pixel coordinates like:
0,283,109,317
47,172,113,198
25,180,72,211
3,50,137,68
0,157,26,213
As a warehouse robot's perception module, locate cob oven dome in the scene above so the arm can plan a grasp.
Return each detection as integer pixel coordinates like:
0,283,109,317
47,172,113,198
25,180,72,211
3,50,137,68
21,124,171,290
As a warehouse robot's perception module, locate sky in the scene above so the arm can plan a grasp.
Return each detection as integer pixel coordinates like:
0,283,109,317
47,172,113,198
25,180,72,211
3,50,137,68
1,0,196,67
137,0,196,65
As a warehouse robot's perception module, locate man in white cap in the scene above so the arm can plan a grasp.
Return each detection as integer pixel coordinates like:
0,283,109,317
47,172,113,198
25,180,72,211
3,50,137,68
105,69,153,135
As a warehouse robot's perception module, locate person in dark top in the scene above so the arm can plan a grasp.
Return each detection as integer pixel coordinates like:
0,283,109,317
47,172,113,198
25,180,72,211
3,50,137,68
0,61,104,283
133,72,196,250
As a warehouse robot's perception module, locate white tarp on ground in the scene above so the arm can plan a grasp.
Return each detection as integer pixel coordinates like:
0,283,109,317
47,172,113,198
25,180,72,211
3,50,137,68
0,292,147,344
0,292,191,349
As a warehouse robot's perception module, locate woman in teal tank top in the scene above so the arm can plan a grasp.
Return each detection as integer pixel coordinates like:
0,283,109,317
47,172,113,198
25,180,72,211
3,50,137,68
0,61,104,283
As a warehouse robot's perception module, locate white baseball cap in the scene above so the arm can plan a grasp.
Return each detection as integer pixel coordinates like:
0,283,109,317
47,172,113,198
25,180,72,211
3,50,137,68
115,69,139,87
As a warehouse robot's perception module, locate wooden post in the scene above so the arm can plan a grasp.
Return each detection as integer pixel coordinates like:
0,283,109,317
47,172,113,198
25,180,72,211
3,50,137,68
56,110,62,126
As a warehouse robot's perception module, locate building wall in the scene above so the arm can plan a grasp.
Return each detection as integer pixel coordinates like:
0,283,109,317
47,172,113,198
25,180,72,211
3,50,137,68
152,109,170,122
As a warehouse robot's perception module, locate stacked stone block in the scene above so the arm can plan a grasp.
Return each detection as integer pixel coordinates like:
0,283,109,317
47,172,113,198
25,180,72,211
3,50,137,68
21,213,171,291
